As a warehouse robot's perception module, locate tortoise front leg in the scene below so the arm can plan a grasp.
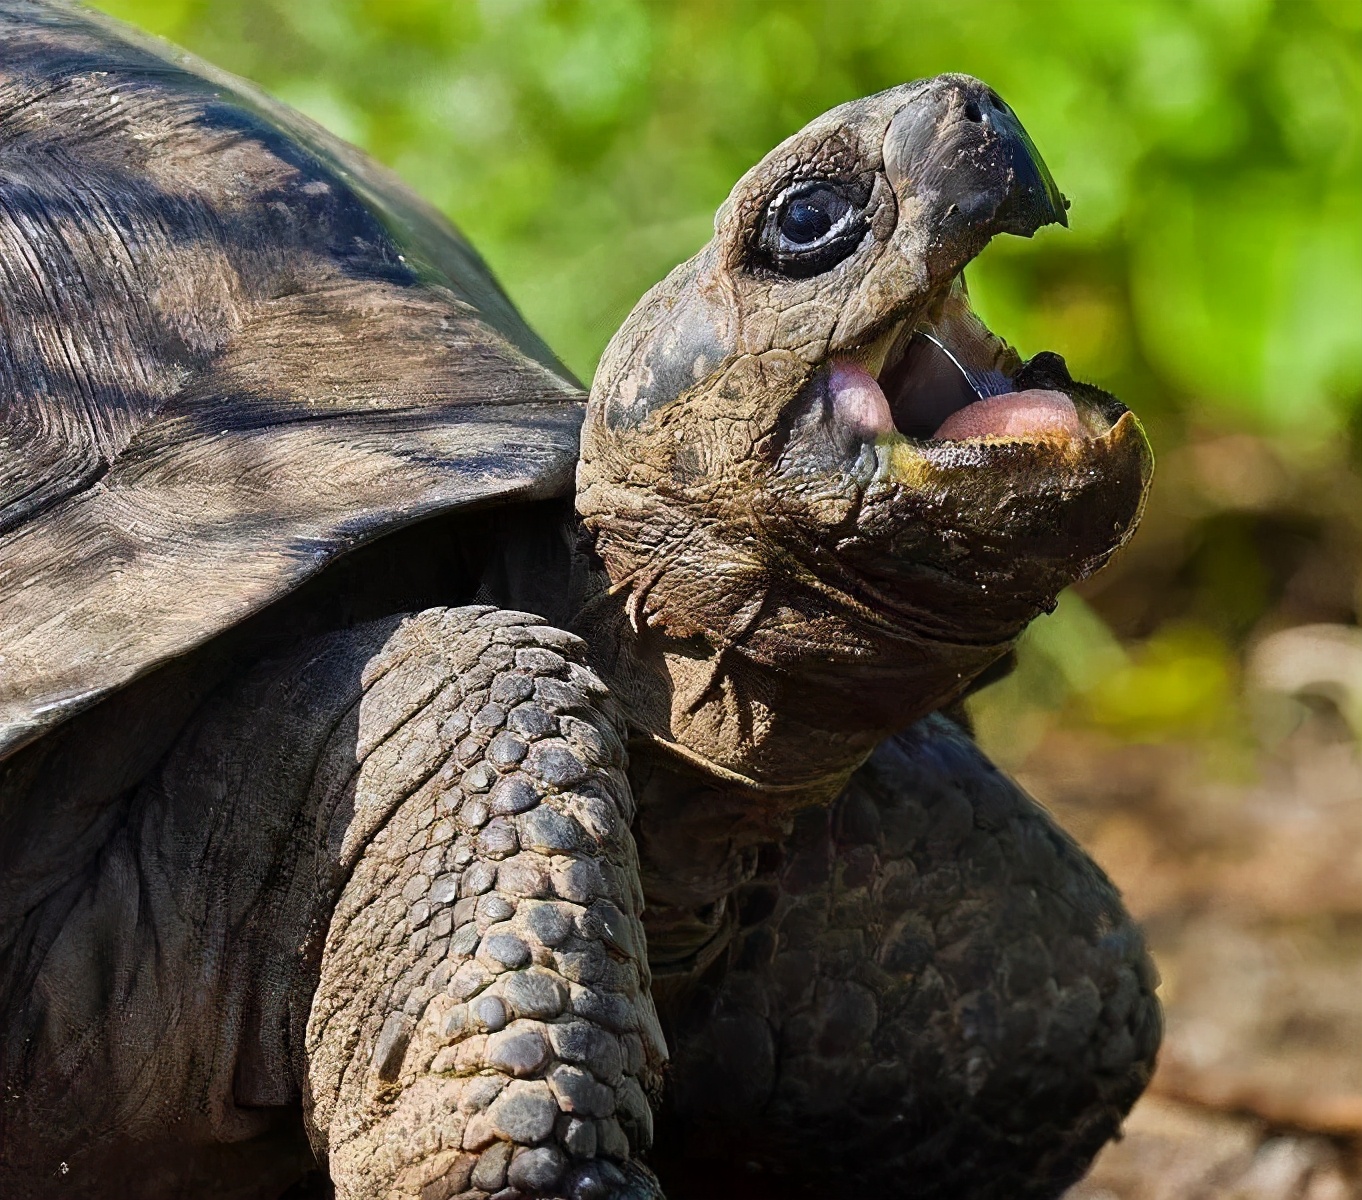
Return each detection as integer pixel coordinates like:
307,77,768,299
650,716,1161,1200
306,607,666,1200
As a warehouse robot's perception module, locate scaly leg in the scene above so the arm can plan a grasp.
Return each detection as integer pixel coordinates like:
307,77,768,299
306,607,666,1200
651,715,1161,1200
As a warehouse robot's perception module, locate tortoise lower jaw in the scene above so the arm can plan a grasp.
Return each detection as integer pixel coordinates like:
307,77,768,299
776,284,1146,516
774,281,1153,620
876,406,1151,492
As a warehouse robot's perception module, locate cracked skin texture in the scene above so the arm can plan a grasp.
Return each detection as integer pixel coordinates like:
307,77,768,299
0,4,1158,1198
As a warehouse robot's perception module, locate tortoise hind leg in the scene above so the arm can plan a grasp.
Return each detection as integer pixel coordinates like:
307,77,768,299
649,715,1161,1200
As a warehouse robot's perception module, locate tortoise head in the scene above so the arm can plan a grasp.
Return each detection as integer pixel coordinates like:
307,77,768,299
576,74,1152,794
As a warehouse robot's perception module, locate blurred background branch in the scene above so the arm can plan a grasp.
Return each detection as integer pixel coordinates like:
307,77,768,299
91,1,1362,1194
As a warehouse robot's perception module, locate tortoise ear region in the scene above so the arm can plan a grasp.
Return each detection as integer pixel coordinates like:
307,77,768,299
884,74,1067,245
592,254,738,431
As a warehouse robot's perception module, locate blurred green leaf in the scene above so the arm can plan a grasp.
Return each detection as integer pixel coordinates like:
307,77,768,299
1084,623,1241,740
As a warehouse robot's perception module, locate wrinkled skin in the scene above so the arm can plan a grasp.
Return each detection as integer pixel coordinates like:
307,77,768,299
577,76,1149,795
0,66,1159,1200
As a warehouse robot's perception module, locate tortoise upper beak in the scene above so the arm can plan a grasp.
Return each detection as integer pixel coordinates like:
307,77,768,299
884,74,1068,242
988,99,1069,233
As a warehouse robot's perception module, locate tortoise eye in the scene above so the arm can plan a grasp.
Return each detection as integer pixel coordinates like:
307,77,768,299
760,181,867,278
781,196,834,244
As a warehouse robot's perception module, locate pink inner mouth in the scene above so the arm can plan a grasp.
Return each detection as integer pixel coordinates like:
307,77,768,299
828,359,1085,442
827,360,896,438
933,389,1084,440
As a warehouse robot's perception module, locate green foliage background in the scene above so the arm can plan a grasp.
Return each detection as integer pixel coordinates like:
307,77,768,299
90,0,1362,753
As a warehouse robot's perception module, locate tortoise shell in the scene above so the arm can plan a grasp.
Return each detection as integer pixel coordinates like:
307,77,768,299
0,0,584,759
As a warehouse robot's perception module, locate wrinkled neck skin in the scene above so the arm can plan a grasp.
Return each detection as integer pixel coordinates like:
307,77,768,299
566,507,1031,977
570,520,1011,811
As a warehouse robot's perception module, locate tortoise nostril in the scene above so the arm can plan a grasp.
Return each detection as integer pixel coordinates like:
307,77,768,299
962,99,983,123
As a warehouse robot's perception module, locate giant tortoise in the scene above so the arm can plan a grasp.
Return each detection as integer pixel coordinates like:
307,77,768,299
0,3,1160,1198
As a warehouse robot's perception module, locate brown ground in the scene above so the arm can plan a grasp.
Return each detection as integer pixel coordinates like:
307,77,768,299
1041,718,1362,1199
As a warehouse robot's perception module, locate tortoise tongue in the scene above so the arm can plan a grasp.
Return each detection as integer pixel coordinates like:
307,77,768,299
932,388,1084,440
870,272,1090,442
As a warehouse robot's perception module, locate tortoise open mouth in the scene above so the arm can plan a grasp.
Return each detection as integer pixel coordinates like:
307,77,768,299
826,272,1119,448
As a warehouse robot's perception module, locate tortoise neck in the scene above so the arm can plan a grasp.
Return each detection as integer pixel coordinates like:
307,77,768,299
568,549,906,806
625,741,798,981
